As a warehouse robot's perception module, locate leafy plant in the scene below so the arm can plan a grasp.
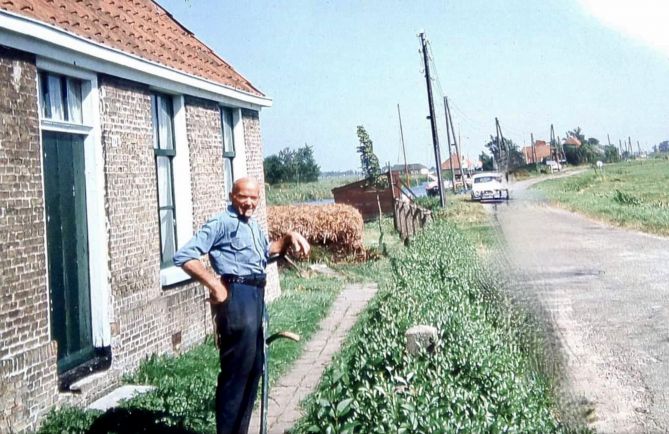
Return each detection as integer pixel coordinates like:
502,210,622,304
293,220,573,433
613,189,641,206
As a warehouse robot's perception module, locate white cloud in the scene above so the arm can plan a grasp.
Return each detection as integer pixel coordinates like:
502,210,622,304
579,0,669,57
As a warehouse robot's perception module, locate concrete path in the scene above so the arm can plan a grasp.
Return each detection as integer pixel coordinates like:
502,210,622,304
248,282,378,434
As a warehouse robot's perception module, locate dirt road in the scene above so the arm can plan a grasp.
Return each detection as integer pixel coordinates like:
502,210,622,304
489,177,669,433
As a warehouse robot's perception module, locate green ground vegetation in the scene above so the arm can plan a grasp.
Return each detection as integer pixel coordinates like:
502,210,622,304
416,194,497,250
293,215,579,433
35,216,390,434
265,176,358,205
36,271,345,434
36,194,579,433
535,159,669,236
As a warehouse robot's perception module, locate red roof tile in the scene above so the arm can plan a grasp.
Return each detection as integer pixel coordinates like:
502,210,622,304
441,154,462,170
1,0,262,96
521,141,552,163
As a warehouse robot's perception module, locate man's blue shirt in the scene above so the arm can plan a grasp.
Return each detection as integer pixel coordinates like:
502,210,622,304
173,205,270,276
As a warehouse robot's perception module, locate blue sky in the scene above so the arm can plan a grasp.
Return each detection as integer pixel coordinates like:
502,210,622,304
158,0,669,171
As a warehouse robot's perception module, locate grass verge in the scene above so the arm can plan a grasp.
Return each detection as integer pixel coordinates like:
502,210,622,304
534,159,669,236
293,216,583,433
265,177,358,205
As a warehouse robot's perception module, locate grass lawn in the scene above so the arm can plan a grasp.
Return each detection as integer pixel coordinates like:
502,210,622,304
265,176,358,205
534,159,669,236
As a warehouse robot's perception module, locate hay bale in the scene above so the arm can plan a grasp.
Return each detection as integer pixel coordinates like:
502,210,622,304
268,204,364,254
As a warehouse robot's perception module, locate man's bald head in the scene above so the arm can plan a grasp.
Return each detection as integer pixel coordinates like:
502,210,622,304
230,177,260,218
232,177,260,195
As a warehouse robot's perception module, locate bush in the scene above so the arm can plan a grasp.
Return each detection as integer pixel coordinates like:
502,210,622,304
293,221,570,433
268,204,364,255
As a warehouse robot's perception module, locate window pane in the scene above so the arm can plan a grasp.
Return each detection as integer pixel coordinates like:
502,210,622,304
222,108,234,154
39,72,52,119
158,96,174,150
224,158,233,196
160,209,176,264
66,78,83,124
48,74,65,121
156,156,174,207
151,95,159,149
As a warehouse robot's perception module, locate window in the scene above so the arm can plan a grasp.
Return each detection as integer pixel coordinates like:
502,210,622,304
221,107,235,195
39,72,83,124
152,93,177,268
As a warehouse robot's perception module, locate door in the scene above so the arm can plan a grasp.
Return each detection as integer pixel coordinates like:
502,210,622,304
42,131,94,373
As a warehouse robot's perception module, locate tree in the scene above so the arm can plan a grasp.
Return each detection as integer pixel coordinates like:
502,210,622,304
484,136,524,170
263,144,320,184
356,126,381,185
479,151,493,171
264,154,284,184
295,144,320,182
603,145,620,163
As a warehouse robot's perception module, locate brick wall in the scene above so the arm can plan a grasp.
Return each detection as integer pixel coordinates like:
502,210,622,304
0,46,58,433
99,76,209,376
184,96,226,227
241,109,280,300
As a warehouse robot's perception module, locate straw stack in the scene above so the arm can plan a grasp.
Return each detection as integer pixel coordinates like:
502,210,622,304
268,204,364,254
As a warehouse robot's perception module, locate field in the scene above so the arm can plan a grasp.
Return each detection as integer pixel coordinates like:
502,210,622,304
535,159,669,236
265,176,359,205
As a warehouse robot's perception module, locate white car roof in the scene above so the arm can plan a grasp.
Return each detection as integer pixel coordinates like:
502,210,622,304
472,172,502,179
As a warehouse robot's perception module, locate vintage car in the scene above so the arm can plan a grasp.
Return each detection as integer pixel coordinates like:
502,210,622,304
470,172,510,201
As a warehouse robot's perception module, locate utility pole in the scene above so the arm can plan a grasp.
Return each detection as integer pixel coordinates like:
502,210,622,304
607,133,612,147
445,97,463,192
550,124,558,162
495,118,508,178
619,139,624,159
397,104,410,188
419,31,445,207
637,140,641,157
531,133,537,170
442,97,457,193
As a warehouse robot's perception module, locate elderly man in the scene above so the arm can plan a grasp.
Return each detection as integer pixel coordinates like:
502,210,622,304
173,177,309,434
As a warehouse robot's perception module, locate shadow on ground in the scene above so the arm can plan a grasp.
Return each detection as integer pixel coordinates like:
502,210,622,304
86,408,201,434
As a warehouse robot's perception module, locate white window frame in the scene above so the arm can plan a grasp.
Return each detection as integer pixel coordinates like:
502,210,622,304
158,95,193,286
36,58,111,348
227,107,247,193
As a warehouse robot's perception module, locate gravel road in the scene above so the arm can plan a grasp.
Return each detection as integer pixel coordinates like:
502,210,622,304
488,176,669,433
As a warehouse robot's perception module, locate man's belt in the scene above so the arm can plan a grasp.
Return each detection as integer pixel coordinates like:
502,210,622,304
221,274,267,288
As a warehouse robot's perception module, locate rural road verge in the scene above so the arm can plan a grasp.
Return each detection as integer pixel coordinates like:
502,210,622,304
488,176,669,433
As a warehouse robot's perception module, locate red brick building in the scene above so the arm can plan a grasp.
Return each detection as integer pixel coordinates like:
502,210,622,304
521,140,552,164
0,1,278,431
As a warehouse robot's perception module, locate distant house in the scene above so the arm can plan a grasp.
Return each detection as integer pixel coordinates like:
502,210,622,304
564,136,582,146
521,140,552,164
0,1,277,431
441,155,463,171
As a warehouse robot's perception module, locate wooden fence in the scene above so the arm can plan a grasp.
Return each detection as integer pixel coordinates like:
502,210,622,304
393,199,432,240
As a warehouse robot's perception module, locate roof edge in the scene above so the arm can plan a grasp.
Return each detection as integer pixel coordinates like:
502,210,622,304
0,10,272,108
148,0,264,96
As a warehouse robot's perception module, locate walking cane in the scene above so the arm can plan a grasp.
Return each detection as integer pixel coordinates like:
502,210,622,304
260,254,301,434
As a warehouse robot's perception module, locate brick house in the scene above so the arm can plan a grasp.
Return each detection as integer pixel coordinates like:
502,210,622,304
521,140,552,164
0,1,279,431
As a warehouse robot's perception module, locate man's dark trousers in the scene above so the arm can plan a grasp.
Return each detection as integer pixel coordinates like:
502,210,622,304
215,277,265,434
